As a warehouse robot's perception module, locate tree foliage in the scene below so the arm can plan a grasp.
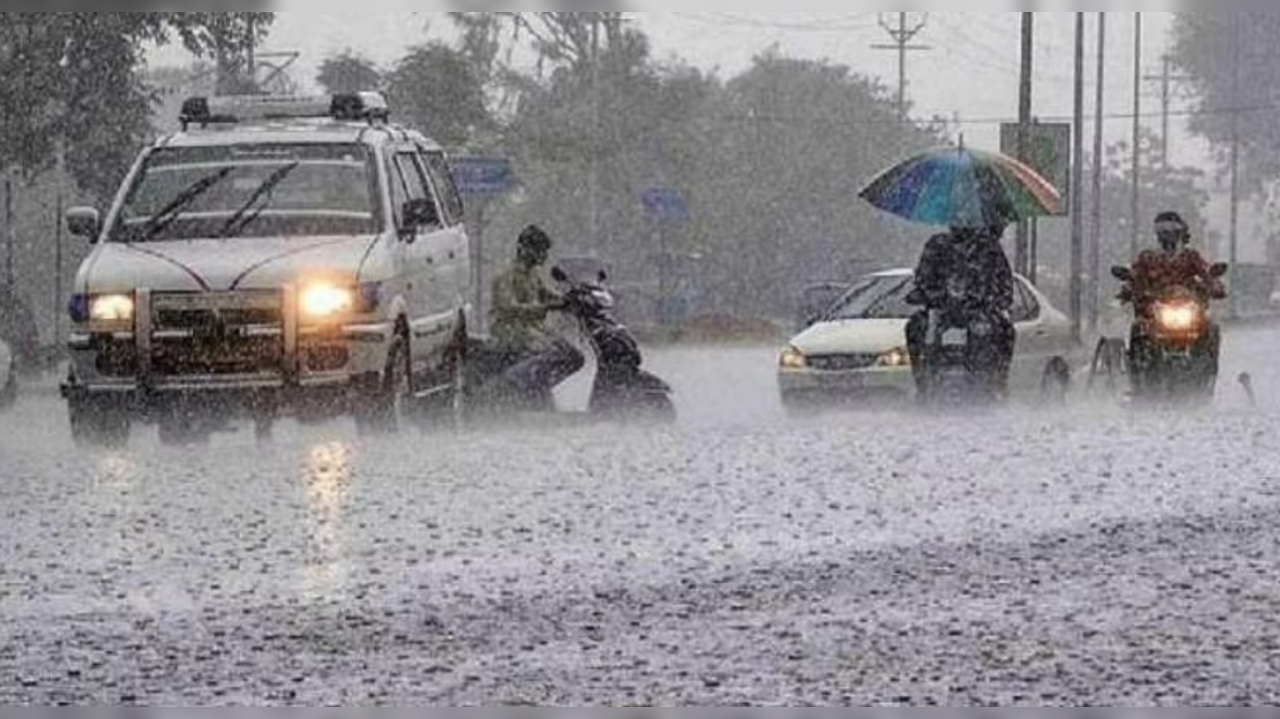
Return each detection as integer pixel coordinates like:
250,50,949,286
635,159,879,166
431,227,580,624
1171,12,1280,194
0,12,273,199
317,51,383,95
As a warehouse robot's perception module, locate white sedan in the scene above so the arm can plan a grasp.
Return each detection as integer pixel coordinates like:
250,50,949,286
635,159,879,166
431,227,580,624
0,338,15,410
778,268,1076,409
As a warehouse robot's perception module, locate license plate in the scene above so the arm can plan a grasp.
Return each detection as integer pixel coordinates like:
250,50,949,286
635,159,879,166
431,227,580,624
942,328,968,346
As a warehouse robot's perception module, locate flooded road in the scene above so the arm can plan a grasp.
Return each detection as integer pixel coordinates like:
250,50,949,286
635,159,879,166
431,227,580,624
2,329,1280,704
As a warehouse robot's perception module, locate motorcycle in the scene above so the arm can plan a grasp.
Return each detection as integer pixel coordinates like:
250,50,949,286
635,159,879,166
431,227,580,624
1111,261,1228,402
910,277,1007,406
464,265,675,423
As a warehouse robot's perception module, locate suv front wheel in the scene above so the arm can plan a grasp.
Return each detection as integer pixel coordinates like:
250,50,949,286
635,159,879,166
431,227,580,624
354,332,411,435
69,395,131,448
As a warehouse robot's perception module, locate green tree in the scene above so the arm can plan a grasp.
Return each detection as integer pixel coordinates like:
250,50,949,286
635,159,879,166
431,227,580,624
317,51,383,95
1170,13,1280,194
0,12,274,199
385,42,493,149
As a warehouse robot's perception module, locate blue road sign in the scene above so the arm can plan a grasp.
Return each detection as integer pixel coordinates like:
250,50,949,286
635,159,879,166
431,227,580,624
642,187,689,222
450,157,516,197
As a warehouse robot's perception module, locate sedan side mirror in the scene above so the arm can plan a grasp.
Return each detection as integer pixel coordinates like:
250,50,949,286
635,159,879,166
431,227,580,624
1210,262,1229,279
67,207,101,242
1111,265,1134,282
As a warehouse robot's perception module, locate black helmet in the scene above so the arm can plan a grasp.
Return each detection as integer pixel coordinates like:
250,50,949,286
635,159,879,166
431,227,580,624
518,224,552,253
1155,211,1188,250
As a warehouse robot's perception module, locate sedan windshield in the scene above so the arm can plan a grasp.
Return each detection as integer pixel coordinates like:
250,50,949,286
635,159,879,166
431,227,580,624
110,143,380,242
825,274,916,321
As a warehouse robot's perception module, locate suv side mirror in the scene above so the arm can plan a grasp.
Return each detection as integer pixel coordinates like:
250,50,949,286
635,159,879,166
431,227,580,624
1210,262,1229,279
67,207,101,241
1111,265,1133,282
400,198,439,240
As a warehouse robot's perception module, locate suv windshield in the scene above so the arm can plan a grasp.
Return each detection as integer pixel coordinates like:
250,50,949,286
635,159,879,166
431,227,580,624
826,274,916,321
110,143,380,242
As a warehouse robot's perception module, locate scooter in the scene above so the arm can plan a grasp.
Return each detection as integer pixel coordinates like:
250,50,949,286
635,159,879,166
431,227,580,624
913,277,1006,406
464,265,675,423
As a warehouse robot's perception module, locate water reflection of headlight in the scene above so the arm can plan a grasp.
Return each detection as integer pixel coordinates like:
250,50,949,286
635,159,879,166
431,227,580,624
306,442,353,511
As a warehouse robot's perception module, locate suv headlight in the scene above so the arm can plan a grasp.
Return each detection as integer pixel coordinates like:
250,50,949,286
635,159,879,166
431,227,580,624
301,283,355,320
90,294,135,323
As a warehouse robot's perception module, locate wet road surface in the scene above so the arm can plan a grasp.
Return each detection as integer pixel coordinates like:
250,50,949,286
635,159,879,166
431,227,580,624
2,327,1280,704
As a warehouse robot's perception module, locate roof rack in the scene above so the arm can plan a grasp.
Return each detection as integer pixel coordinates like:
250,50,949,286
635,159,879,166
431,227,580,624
179,92,391,130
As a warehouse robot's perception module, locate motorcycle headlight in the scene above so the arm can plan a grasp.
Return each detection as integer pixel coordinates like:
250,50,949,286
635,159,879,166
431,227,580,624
90,294,135,323
780,346,808,370
301,284,355,320
1155,302,1199,332
877,347,911,367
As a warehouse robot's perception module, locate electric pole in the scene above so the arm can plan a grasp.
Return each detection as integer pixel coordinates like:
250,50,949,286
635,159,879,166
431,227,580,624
1015,12,1034,280
1143,55,1192,175
1130,12,1143,261
873,12,930,144
1089,12,1106,335
1071,12,1086,344
1229,13,1242,319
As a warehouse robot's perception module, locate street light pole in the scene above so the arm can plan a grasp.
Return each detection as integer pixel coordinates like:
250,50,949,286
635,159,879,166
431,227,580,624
1070,12,1086,344
1130,12,1143,261
1015,12,1034,279
1089,12,1107,335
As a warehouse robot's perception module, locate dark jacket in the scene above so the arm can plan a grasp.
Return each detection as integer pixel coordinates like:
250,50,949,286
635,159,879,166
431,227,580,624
909,231,1014,315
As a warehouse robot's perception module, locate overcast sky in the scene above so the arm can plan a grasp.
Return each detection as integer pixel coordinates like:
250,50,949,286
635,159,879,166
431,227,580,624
150,11,1228,225
223,11,1199,163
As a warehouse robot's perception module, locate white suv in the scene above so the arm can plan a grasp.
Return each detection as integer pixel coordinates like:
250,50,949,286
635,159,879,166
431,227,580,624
62,93,471,445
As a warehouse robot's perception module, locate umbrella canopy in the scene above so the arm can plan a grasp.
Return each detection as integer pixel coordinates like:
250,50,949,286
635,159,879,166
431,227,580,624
859,146,1063,229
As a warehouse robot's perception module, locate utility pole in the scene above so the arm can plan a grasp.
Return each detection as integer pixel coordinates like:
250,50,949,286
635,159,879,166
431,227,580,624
1229,13,1242,319
589,14,602,249
1071,12,1086,344
1089,12,1107,335
1015,12,1034,279
1144,55,1192,175
873,12,930,144
1130,13,1143,261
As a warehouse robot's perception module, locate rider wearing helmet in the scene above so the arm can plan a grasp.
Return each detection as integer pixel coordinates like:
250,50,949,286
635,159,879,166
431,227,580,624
1123,211,1226,390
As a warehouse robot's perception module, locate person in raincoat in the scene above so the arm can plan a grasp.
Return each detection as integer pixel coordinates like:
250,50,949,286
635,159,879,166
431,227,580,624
488,224,584,402
904,222,1017,397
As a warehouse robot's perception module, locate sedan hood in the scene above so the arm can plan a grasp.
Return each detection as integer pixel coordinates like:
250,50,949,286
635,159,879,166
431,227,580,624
789,318,909,356
81,235,378,294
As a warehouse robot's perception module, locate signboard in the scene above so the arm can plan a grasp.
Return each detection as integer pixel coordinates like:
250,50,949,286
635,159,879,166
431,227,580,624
1000,122,1070,215
641,187,689,222
450,157,516,197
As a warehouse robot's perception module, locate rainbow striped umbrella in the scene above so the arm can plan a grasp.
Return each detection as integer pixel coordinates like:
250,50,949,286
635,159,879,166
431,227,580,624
859,146,1063,229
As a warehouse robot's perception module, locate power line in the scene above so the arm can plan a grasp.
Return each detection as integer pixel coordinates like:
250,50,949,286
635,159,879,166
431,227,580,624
667,12,878,32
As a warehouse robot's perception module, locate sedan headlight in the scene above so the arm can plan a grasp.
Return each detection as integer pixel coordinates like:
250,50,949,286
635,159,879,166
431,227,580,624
301,284,355,320
90,294,135,323
780,346,808,370
877,347,911,367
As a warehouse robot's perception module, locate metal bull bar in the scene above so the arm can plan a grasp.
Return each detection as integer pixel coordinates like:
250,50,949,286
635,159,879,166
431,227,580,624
132,285,301,389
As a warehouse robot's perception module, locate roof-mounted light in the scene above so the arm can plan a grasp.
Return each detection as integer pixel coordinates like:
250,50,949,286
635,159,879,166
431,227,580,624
330,92,390,123
179,92,391,129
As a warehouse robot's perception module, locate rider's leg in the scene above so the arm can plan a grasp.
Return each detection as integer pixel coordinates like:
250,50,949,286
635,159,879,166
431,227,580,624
905,311,929,400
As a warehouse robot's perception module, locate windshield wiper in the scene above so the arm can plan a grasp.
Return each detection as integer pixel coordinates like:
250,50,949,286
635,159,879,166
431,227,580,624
218,162,301,239
138,167,234,243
